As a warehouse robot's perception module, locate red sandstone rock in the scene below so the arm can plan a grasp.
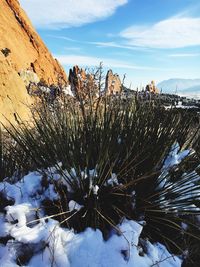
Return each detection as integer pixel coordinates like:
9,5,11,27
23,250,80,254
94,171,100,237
0,0,68,123
105,70,122,95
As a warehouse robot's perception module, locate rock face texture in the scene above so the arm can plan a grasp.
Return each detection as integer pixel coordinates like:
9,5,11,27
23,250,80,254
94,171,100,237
105,70,122,95
0,0,67,123
0,53,32,124
0,0,67,86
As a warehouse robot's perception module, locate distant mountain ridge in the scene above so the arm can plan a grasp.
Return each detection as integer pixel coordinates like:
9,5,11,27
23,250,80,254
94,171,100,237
181,85,200,93
157,79,200,98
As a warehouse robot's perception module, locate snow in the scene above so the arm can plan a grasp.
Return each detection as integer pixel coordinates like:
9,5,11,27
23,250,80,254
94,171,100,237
157,143,191,189
69,200,83,212
92,185,99,195
165,104,199,110
1,143,194,267
163,143,190,169
107,173,119,186
0,169,183,267
39,86,51,94
6,204,32,227
62,85,74,97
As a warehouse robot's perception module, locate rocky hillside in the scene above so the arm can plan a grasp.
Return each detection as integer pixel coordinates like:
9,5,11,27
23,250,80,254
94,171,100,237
0,0,67,124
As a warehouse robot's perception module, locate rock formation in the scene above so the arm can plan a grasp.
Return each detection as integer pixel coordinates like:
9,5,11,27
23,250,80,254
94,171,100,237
0,53,32,124
0,0,68,123
105,70,122,95
69,66,98,99
0,0,67,86
145,81,159,94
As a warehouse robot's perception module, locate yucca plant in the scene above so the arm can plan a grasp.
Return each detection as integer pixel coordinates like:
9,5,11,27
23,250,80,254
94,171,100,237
4,95,200,258
139,162,200,252
0,126,34,182
185,221,200,267
0,128,18,181
0,127,32,213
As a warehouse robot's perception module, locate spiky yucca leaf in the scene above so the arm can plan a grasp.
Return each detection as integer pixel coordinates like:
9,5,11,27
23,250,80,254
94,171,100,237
0,128,30,181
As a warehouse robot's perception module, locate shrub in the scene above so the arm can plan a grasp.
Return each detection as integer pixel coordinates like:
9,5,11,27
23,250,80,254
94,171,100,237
0,128,33,182
4,96,200,257
1,48,11,57
0,128,17,181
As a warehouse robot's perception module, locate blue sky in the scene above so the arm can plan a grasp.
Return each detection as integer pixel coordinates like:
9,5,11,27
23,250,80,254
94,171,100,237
20,0,200,88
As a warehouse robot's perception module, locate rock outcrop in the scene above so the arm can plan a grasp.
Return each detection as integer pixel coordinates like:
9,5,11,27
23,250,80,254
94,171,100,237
105,70,122,95
145,81,159,94
69,66,98,99
0,0,67,86
0,0,68,123
0,53,32,125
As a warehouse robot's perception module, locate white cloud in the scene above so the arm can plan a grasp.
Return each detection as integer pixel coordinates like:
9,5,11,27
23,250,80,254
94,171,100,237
89,41,151,51
19,0,127,29
47,35,150,51
46,35,77,42
168,53,200,57
55,54,158,70
120,17,200,49
63,47,82,51
91,41,131,48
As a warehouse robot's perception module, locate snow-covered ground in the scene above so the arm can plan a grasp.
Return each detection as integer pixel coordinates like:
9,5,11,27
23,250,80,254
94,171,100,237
0,170,183,267
0,145,196,267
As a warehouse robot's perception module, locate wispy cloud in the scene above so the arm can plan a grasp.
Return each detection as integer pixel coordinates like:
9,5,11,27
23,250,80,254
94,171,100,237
88,41,151,51
63,47,82,52
19,0,128,29
120,17,200,49
46,35,77,42
168,53,200,57
47,36,151,52
175,3,200,18
55,54,160,70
